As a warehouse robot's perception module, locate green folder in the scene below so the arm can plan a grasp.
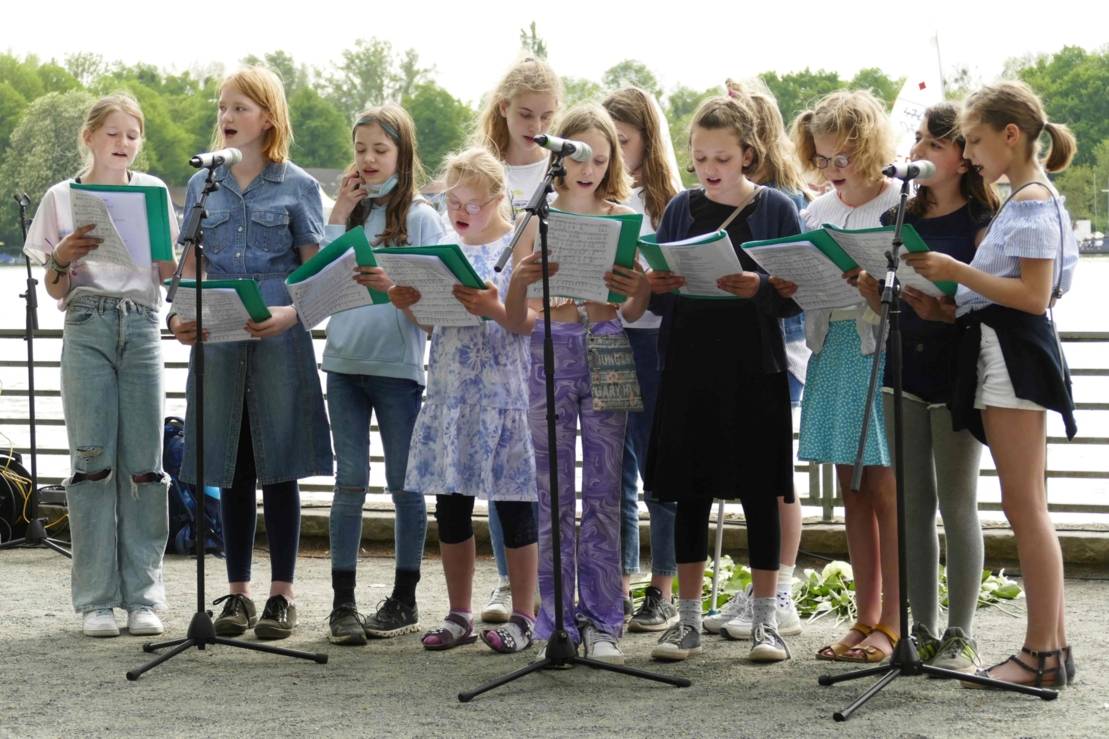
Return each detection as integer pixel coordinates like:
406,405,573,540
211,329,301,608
372,244,486,288
822,223,957,296
286,228,388,304
637,230,742,301
549,208,643,303
164,278,271,321
72,183,174,261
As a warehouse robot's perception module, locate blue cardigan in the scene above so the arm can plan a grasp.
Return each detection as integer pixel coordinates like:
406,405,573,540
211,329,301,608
649,187,802,374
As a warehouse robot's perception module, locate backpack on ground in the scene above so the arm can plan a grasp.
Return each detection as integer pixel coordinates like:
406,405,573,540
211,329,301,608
163,417,224,557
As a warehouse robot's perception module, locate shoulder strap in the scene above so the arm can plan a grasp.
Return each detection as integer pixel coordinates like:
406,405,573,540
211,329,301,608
718,185,762,232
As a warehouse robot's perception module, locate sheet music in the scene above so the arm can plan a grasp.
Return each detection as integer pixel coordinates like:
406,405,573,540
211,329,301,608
527,211,621,303
658,233,743,298
374,252,480,327
173,287,257,343
69,189,141,268
744,241,862,310
287,250,375,328
826,229,944,298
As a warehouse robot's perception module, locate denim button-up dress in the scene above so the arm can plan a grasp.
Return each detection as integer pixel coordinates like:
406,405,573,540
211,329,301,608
179,160,333,488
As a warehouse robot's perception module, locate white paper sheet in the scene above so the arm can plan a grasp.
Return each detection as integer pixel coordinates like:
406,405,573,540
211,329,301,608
526,211,621,303
70,189,152,268
374,252,480,327
826,229,944,298
287,250,375,329
744,241,862,311
173,287,257,343
656,232,743,298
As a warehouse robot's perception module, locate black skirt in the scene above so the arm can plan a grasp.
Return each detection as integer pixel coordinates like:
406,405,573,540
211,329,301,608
645,298,795,503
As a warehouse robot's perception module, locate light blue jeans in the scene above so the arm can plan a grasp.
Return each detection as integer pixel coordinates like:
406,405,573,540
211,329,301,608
61,296,168,613
326,372,427,572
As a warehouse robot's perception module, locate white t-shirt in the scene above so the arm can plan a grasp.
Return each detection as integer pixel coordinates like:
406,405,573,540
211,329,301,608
23,172,179,309
621,187,662,329
505,157,550,214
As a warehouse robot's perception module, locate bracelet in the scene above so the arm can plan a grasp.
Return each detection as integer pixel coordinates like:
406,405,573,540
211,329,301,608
48,254,71,274
165,312,177,333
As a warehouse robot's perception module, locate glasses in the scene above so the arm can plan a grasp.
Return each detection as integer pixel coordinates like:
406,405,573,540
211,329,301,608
811,154,851,170
445,195,497,214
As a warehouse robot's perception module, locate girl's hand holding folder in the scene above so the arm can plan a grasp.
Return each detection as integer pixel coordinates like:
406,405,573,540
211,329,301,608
716,271,761,298
246,306,299,338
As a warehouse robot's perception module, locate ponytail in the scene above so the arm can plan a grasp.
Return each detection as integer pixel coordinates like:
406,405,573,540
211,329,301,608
1043,121,1077,173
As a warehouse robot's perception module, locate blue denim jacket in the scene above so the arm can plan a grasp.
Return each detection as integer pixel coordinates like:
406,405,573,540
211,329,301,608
179,160,333,487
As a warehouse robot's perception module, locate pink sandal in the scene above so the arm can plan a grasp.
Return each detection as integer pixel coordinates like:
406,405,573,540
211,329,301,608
420,612,477,651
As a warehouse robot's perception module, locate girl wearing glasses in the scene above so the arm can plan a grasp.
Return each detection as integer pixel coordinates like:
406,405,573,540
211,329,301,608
471,56,562,622
776,90,902,663
320,104,444,646
392,148,541,654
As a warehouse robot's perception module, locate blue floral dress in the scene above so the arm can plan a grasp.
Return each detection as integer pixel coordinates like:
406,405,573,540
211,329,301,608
404,232,536,500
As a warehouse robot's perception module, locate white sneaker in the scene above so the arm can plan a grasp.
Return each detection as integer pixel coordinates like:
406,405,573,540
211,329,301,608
704,585,751,634
720,593,803,640
83,609,120,637
582,624,624,665
480,582,512,623
127,607,164,636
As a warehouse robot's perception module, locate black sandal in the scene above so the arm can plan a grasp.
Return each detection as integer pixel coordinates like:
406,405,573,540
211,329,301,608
480,614,534,654
961,646,1066,690
420,612,478,651
1063,645,1077,684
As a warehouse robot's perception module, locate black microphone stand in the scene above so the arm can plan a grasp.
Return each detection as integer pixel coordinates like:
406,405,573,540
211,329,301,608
461,154,689,702
0,193,71,557
127,163,327,680
818,177,1055,719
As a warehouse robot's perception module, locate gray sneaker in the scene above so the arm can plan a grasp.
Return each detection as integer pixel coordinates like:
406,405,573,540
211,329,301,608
582,623,624,664
912,622,942,664
749,622,791,662
212,594,257,637
328,604,367,646
628,586,679,633
931,627,981,673
255,594,297,640
651,623,702,662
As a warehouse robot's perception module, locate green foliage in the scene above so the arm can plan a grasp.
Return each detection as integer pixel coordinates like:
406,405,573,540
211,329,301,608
0,90,95,249
1054,139,1109,231
403,83,474,178
664,85,719,187
241,50,310,97
519,21,547,59
602,60,662,100
849,68,903,109
562,77,604,108
324,38,396,120
760,68,843,125
289,86,350,170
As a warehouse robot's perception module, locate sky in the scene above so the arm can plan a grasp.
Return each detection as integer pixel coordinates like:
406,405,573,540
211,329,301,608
3,0,1106,105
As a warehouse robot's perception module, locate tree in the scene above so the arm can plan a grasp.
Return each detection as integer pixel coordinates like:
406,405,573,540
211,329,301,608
324,38,395,120
760,68,842,126
1055,138,1109,232
289,86,350,169
392,49,433,101
519,22,547,59
562,77,603,107
241,50,310,97
404,83,474,177
663,85,719,187
0,90,96,250
849,68,902,109
64,52,108,87
602,60,662,99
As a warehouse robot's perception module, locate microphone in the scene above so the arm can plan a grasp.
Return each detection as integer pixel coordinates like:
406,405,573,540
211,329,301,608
530,134,592,163
882,160,936,180
189,148,242,169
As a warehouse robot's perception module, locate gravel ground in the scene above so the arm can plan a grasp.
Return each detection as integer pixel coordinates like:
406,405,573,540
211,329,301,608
1,545,1106,738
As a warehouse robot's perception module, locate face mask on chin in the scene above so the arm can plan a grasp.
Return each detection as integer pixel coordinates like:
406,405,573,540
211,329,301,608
362,174,398,199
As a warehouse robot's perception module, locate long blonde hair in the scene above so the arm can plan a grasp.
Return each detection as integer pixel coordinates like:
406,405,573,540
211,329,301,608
726,79,811,199
473,56,563,161
344,105,424,247
791,89,895,183
552,104,631,204
215,66,293,163
78,93,145,177
961,80,1077,173
603,87,681,229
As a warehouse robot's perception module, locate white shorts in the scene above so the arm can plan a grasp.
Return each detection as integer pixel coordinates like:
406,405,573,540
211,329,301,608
974,324,1046,412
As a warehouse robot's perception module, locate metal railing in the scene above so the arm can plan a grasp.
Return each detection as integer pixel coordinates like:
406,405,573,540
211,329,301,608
2,328,1106,521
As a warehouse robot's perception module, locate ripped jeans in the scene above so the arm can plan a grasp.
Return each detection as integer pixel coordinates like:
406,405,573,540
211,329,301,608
61,296,168,613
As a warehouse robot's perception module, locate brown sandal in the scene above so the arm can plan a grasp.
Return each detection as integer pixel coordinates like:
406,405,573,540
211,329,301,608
839,622,899,664
816,622,874,661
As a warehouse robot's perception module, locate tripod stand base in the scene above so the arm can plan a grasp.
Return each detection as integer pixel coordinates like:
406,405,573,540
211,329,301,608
126,609,328,681
457,630,690,703
0,517,71,558
819,645,1058,722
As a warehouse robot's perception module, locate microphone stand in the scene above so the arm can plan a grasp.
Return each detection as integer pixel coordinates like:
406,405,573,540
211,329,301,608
819,177,1055,719
462,155,689,702
127,164,327,680
0,193,71,557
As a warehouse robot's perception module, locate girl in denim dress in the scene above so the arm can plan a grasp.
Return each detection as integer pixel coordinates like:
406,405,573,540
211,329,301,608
169,67,330,640
24,94,178,638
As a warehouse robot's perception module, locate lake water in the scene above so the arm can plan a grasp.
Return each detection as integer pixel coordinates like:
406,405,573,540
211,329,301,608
1,257,1106,524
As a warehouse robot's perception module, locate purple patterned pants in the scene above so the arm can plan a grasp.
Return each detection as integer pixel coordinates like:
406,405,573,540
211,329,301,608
529,320,627,643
